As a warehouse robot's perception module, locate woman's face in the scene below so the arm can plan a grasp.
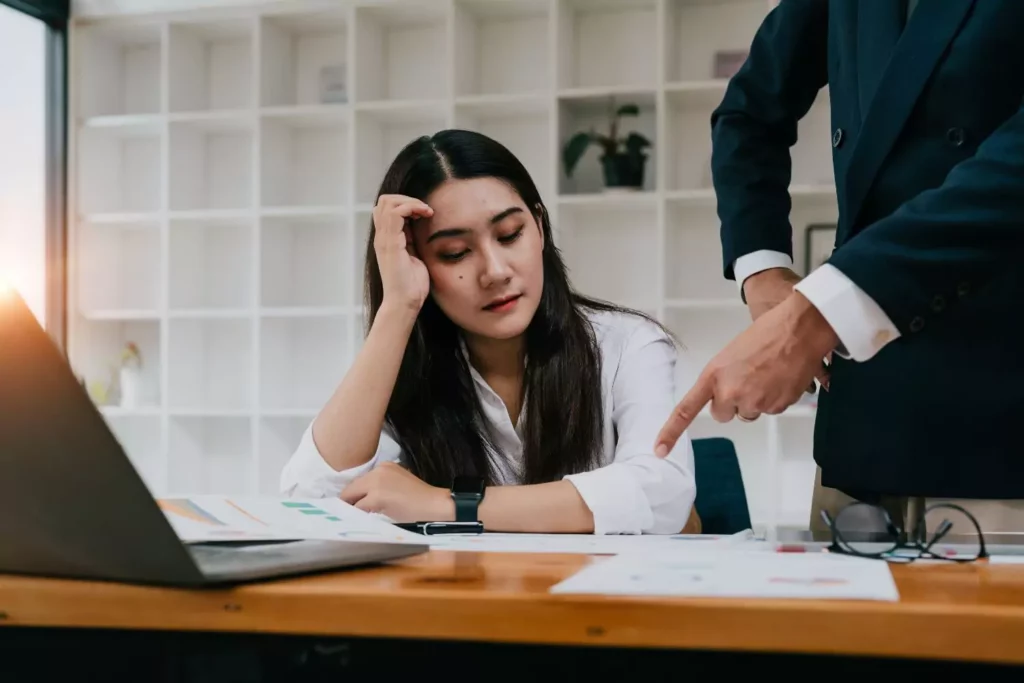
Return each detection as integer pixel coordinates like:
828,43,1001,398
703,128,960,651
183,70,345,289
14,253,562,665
412,177,545,341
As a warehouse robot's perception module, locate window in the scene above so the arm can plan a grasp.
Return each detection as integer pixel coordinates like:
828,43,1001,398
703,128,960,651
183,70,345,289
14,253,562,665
0,0,68,339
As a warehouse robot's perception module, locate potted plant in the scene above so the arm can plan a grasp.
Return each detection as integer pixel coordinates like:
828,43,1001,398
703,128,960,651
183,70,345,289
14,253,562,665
562,98,652,192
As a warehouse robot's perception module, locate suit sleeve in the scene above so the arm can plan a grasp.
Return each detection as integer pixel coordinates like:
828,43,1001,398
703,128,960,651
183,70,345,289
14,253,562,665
828,103,1024,335
710,0,829,280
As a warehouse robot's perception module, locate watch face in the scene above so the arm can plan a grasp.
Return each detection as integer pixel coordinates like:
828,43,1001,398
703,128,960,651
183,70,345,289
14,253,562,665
452,476,486,496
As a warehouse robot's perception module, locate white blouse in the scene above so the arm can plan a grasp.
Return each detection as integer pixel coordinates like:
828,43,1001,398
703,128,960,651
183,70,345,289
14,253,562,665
279,308,697,535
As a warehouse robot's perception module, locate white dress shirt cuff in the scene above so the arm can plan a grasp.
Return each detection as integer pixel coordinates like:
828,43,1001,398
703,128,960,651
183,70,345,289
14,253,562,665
563,464,655,536
279,422,380,498
732,250,794,296
793,264,901,362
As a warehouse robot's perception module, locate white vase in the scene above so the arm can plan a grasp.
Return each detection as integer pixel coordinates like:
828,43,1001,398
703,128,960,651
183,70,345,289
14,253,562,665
120,366,142,408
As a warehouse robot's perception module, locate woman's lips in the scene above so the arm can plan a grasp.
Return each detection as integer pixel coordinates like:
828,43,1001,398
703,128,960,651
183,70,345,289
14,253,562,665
483,294,522,312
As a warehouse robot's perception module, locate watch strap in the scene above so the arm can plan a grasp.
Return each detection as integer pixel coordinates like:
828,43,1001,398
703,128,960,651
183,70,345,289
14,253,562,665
453,494,480,523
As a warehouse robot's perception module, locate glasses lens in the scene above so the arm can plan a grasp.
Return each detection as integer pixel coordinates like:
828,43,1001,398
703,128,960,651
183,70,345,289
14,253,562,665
832,502,899,556
921,504,983,560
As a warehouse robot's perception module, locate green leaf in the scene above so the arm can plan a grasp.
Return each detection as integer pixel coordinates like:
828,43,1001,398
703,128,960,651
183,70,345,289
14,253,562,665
624,132,652,152
616,103,640,117
562,132,594,177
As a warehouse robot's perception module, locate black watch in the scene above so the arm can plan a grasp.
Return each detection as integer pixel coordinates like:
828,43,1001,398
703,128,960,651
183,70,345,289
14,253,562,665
450,476,486,523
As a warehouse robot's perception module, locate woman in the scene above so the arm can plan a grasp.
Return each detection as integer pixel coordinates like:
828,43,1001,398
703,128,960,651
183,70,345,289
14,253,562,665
280,129,698,535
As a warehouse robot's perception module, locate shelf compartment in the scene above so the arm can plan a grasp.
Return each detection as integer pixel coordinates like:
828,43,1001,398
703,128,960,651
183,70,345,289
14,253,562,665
665,0,768,83
258,417,309,495
558,202,659,306
106,415,165,494
776,418,818,528
664,204,738,301
77,121,161,215
454,97,552,199
169,18,253,113
259,314,348,413
556,0,657,90
453,0,550,97
664,306,750,394
354,2,449,102
664,86,720,191
169,216,252,310
169,116,254,211
261,214,347,308
76,219,161,314
353,104,447,204
260,8,349,107
557,90,656,196
70,316,162,409
260,109,349,208
76,22,162,118
168,416,252,494
168,318,252,411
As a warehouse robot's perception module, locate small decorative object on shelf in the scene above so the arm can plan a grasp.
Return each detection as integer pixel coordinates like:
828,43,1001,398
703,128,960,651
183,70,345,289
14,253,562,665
119,341,143,408
86,378,112,407
562,98,652,192
319,64,347,104
803,222,838,275
713,49,748,79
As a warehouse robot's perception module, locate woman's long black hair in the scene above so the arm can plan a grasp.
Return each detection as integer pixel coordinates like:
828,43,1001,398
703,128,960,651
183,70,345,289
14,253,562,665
364,129,670,487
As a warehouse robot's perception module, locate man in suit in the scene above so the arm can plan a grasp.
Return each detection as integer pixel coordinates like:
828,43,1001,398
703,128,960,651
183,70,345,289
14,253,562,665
654,0,1024,533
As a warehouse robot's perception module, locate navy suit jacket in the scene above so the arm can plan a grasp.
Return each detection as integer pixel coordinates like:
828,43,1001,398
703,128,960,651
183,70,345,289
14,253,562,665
712,0,1024,499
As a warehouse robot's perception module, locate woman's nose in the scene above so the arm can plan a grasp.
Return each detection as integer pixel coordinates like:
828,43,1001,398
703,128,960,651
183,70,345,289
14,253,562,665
479,246,512,287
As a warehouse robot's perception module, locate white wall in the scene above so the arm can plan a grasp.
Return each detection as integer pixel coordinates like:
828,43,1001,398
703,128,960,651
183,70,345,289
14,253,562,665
0,5,46,323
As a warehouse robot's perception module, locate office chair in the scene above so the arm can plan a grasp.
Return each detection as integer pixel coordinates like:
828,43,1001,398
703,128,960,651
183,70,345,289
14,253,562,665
692,437,752,534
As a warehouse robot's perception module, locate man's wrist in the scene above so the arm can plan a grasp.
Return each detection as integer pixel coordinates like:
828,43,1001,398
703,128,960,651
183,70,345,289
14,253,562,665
788,291,841,358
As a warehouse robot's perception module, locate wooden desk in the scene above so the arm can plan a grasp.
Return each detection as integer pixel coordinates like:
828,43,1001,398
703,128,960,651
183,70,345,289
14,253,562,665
2,551,1024,669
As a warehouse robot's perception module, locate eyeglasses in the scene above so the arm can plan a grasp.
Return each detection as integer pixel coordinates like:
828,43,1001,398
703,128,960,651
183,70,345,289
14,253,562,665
820,501,987,563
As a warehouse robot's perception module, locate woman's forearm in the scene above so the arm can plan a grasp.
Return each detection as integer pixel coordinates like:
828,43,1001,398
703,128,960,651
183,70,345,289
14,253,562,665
477,481,595,533
311,302,418,472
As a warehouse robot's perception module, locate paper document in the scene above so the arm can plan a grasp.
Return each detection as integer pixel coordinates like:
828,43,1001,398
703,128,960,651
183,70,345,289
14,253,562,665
989,555,1024,565
157,495,426,545
550,549,900,601
425,530,757,555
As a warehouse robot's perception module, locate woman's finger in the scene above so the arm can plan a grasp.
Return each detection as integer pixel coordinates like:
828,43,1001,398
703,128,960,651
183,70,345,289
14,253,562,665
389,199,433,221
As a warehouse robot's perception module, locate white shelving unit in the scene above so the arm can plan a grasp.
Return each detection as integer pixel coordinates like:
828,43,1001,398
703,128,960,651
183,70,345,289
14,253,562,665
67,0,835,528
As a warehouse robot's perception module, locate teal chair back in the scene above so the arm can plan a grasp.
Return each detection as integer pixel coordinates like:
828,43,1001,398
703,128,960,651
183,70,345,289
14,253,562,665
692,437,751,534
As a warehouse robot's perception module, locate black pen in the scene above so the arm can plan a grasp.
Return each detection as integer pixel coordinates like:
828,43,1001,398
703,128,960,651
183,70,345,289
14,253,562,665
394,521,484,535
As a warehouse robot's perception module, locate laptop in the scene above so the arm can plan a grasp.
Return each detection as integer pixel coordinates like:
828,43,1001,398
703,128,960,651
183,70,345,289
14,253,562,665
0,288,428,587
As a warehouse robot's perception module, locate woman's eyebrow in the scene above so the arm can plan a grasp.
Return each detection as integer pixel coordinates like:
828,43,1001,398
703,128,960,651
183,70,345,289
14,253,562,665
425,207,524,243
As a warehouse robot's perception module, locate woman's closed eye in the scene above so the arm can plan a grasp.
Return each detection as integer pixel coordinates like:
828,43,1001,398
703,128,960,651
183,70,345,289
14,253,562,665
497,225,524,244
437,226,524,262
438,248,469,262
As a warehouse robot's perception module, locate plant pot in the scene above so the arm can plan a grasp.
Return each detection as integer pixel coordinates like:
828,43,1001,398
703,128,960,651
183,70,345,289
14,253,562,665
600,152,647,191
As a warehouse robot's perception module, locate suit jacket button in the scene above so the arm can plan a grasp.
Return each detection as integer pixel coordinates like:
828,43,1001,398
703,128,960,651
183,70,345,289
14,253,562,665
832,127,844,148
931,295,946,312
957,281,970,297
946,127,966,147
909,316,925,332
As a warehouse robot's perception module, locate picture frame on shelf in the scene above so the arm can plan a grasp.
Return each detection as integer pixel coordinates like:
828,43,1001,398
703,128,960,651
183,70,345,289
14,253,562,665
319,64,347,104
803,222,838,275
